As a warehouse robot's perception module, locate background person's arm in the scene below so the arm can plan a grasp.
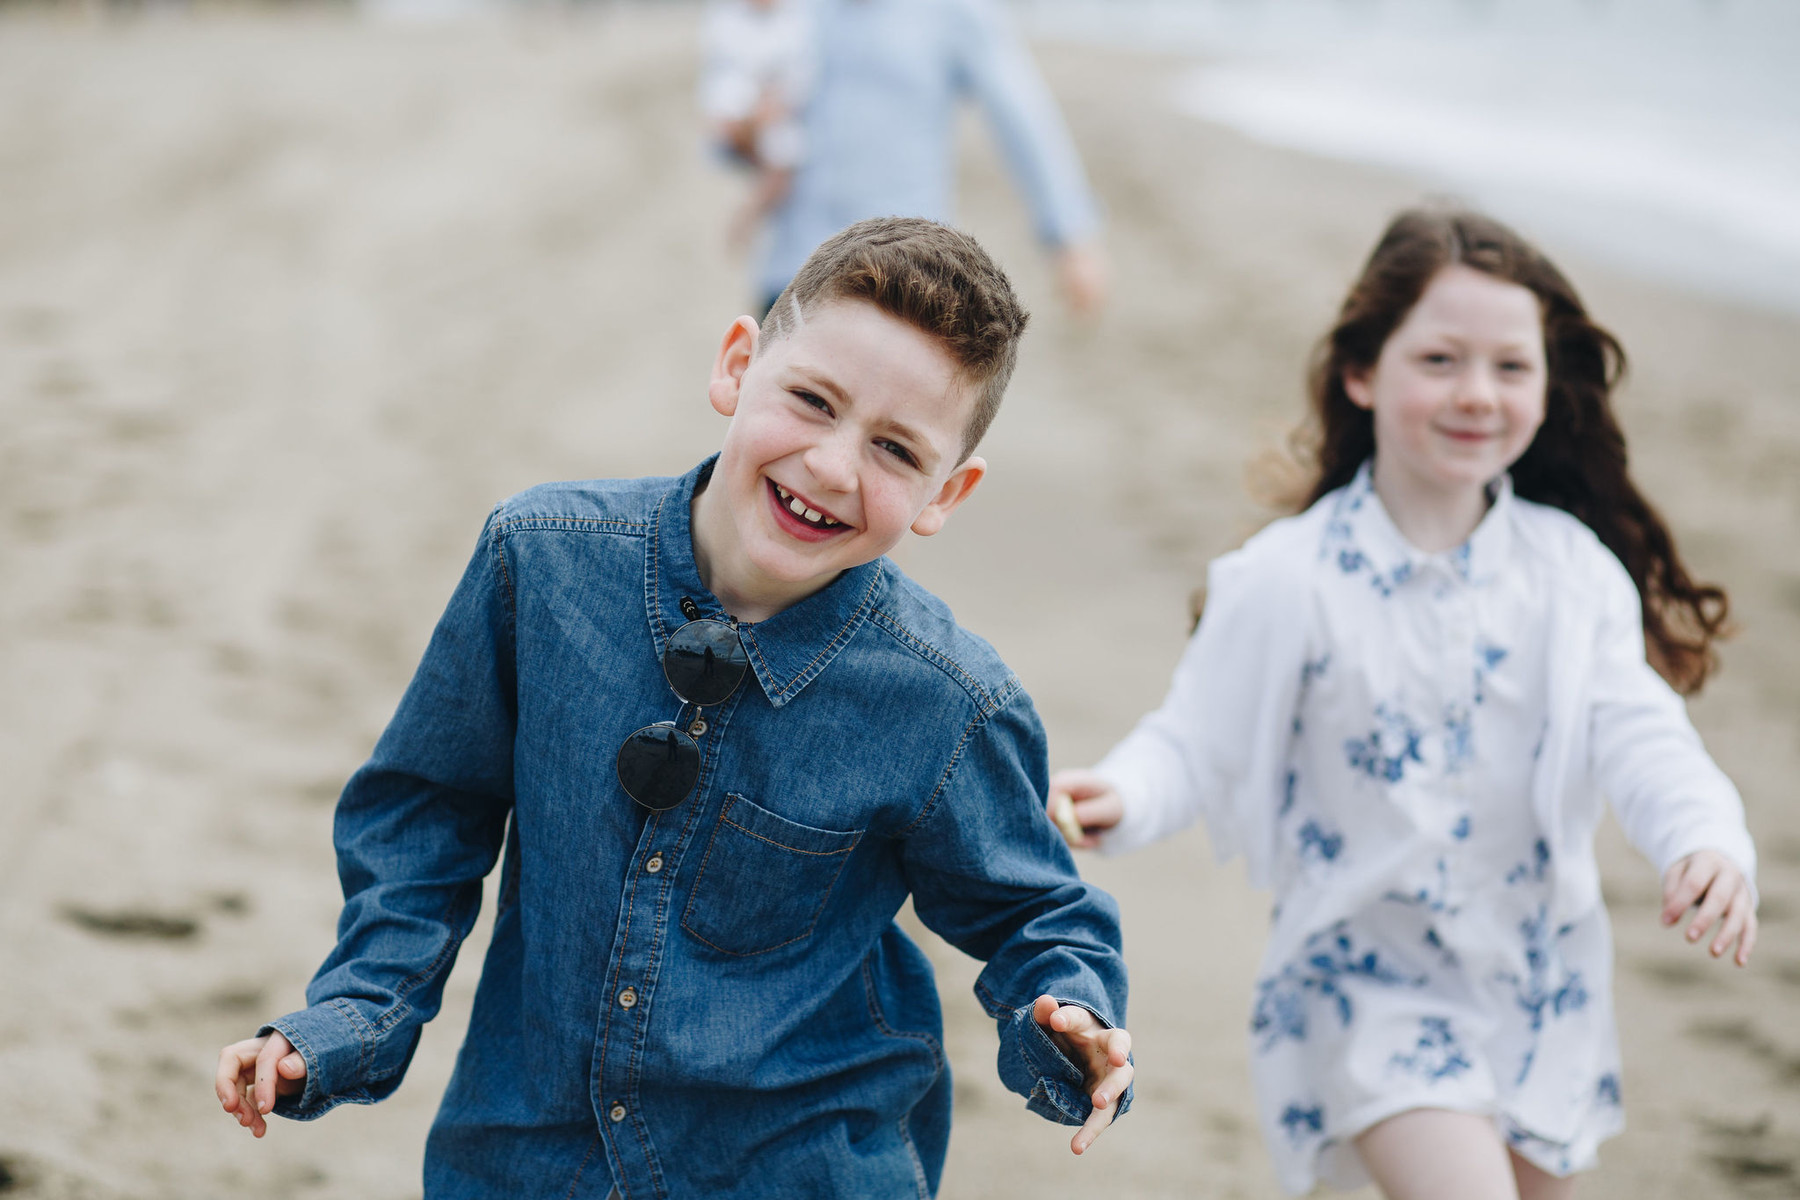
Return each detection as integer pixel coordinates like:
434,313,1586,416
950,0,1107,313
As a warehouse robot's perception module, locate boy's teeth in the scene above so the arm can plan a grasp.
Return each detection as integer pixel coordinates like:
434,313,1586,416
774,481,840,528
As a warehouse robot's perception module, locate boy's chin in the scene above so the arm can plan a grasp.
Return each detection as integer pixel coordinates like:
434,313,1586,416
749,534,895,583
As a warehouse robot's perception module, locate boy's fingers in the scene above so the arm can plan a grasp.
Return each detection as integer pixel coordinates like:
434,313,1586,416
1031,994,1060,1028
1071,1066,1127,1156
1091,1058,1134,1112
216,1041,260,1111
253,1036,291,1115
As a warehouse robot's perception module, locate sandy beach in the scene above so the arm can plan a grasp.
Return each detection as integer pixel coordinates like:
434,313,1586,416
0,7,1796,1197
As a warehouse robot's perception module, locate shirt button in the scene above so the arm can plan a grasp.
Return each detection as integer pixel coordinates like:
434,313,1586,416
645,853,664,874
619,987,638,1009
609,1103,627,1123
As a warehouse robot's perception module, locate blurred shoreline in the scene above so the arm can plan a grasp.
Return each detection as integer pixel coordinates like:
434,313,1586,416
1025,0,1800,318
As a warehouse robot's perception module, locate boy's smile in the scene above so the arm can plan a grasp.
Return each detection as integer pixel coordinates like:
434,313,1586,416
692,299,987,623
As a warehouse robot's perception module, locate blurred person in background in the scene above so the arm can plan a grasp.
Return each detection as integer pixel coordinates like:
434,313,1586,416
700,0,815,252
706,0,1108,319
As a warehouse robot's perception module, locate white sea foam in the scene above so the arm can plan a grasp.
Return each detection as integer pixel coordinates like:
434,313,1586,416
1022,0,1800,314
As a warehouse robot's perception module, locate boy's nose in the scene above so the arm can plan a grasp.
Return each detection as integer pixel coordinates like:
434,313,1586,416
803,433,858,492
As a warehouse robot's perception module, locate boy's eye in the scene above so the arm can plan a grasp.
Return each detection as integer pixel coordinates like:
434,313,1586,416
878,440,918,467
793,389,831,414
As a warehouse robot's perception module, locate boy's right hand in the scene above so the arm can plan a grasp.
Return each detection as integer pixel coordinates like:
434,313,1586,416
216,1031,306,1138
1046,768,1123,850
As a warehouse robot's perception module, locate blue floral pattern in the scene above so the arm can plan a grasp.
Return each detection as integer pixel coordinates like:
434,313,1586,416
1251,923,1426,1050
1345,704,1426,783
1389,1017,1474,1082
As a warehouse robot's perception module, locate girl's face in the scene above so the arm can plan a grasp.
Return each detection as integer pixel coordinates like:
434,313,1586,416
1345,264,1548,500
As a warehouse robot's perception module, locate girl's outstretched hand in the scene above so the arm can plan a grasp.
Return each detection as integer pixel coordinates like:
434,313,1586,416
1031,994,1132,1156
216,1031,307,1138
1662,849,1757,966
1046,768,1123,849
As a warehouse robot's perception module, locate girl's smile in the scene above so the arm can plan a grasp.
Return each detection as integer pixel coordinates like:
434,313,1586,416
1345,263,1548,552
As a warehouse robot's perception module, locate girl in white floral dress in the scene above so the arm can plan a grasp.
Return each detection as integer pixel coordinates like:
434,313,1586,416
1053,209,1759,1199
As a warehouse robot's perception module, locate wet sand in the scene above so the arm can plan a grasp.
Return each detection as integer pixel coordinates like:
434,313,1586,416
0,8,1796,1198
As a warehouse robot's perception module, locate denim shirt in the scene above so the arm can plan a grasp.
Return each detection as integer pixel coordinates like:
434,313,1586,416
266,458,1130,1199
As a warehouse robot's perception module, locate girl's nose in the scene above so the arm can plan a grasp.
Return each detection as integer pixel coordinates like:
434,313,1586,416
1455,367,1500,411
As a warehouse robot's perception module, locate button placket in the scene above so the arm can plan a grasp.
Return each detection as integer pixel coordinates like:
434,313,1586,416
598,684,746,1190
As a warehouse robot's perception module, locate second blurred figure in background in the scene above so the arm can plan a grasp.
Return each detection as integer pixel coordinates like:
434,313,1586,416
701,0,1108,318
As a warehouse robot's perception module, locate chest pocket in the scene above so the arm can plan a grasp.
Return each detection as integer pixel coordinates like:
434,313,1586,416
682,793,863,956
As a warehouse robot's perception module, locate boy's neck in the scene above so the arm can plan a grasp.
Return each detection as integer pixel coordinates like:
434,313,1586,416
1369,457,1491,555
689,474,834,624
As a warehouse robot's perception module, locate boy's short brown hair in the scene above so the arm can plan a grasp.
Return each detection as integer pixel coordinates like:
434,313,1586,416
759,217,1029,463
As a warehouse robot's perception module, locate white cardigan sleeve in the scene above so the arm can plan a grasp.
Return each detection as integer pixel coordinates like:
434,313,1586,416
1586,549,1757,890
1093,534,1311,886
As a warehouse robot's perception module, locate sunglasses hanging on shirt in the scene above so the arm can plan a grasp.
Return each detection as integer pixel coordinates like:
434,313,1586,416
615,602,750,811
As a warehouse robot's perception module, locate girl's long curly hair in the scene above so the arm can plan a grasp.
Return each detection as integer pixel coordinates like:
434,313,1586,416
1284,207,1730,694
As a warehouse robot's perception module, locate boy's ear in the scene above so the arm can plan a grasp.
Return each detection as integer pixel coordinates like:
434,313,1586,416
709,316,761,417
910,456,986,538
1342,365,1374,411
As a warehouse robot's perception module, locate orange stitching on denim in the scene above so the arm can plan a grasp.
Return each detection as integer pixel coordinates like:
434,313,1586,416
718,815,860,857
897,710,982,837
562,1131,602,1200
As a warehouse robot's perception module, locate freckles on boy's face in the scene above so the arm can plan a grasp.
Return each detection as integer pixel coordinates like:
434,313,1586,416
710,300,982,595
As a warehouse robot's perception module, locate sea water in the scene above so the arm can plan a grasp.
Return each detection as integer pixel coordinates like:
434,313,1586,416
1020,0,1800,316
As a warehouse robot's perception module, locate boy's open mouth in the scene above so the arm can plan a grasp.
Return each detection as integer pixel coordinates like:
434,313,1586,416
768,480,850,537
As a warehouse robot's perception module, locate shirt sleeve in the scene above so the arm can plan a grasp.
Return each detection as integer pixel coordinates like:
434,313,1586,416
1586,549,1757,891
899,684,1132,1128
1093,546,1308,885
265,508,519,1119
949,0,1101,248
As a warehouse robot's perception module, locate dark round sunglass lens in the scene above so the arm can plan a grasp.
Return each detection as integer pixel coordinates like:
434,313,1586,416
664,619,749,707
616,723,702,811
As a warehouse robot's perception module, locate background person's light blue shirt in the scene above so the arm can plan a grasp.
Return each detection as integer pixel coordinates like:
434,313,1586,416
760,0,1102,299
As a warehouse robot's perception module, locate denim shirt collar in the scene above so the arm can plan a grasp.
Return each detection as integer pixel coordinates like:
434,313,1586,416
1327,459,1514,591
644,456,888,709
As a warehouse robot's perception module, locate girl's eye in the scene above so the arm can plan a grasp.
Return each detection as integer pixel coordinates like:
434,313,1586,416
1498,360,1532,374
1421,352,1454,367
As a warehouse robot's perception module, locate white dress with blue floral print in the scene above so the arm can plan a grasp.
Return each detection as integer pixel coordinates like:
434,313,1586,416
1096,463,1755,1195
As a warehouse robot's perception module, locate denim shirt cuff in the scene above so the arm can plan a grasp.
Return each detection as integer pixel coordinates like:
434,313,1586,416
996,1000,1135,1127
262,1000,397,1121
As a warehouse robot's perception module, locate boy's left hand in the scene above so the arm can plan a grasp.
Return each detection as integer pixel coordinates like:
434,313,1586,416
1032,994,1132,1155
1662,849,1757,966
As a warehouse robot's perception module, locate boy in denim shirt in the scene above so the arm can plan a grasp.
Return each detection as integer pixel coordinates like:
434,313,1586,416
215,218,1132,1198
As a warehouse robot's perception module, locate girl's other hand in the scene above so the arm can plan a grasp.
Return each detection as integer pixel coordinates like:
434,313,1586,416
215,1031,307,1138
1047,768,1124,849
1661,849,1758,967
